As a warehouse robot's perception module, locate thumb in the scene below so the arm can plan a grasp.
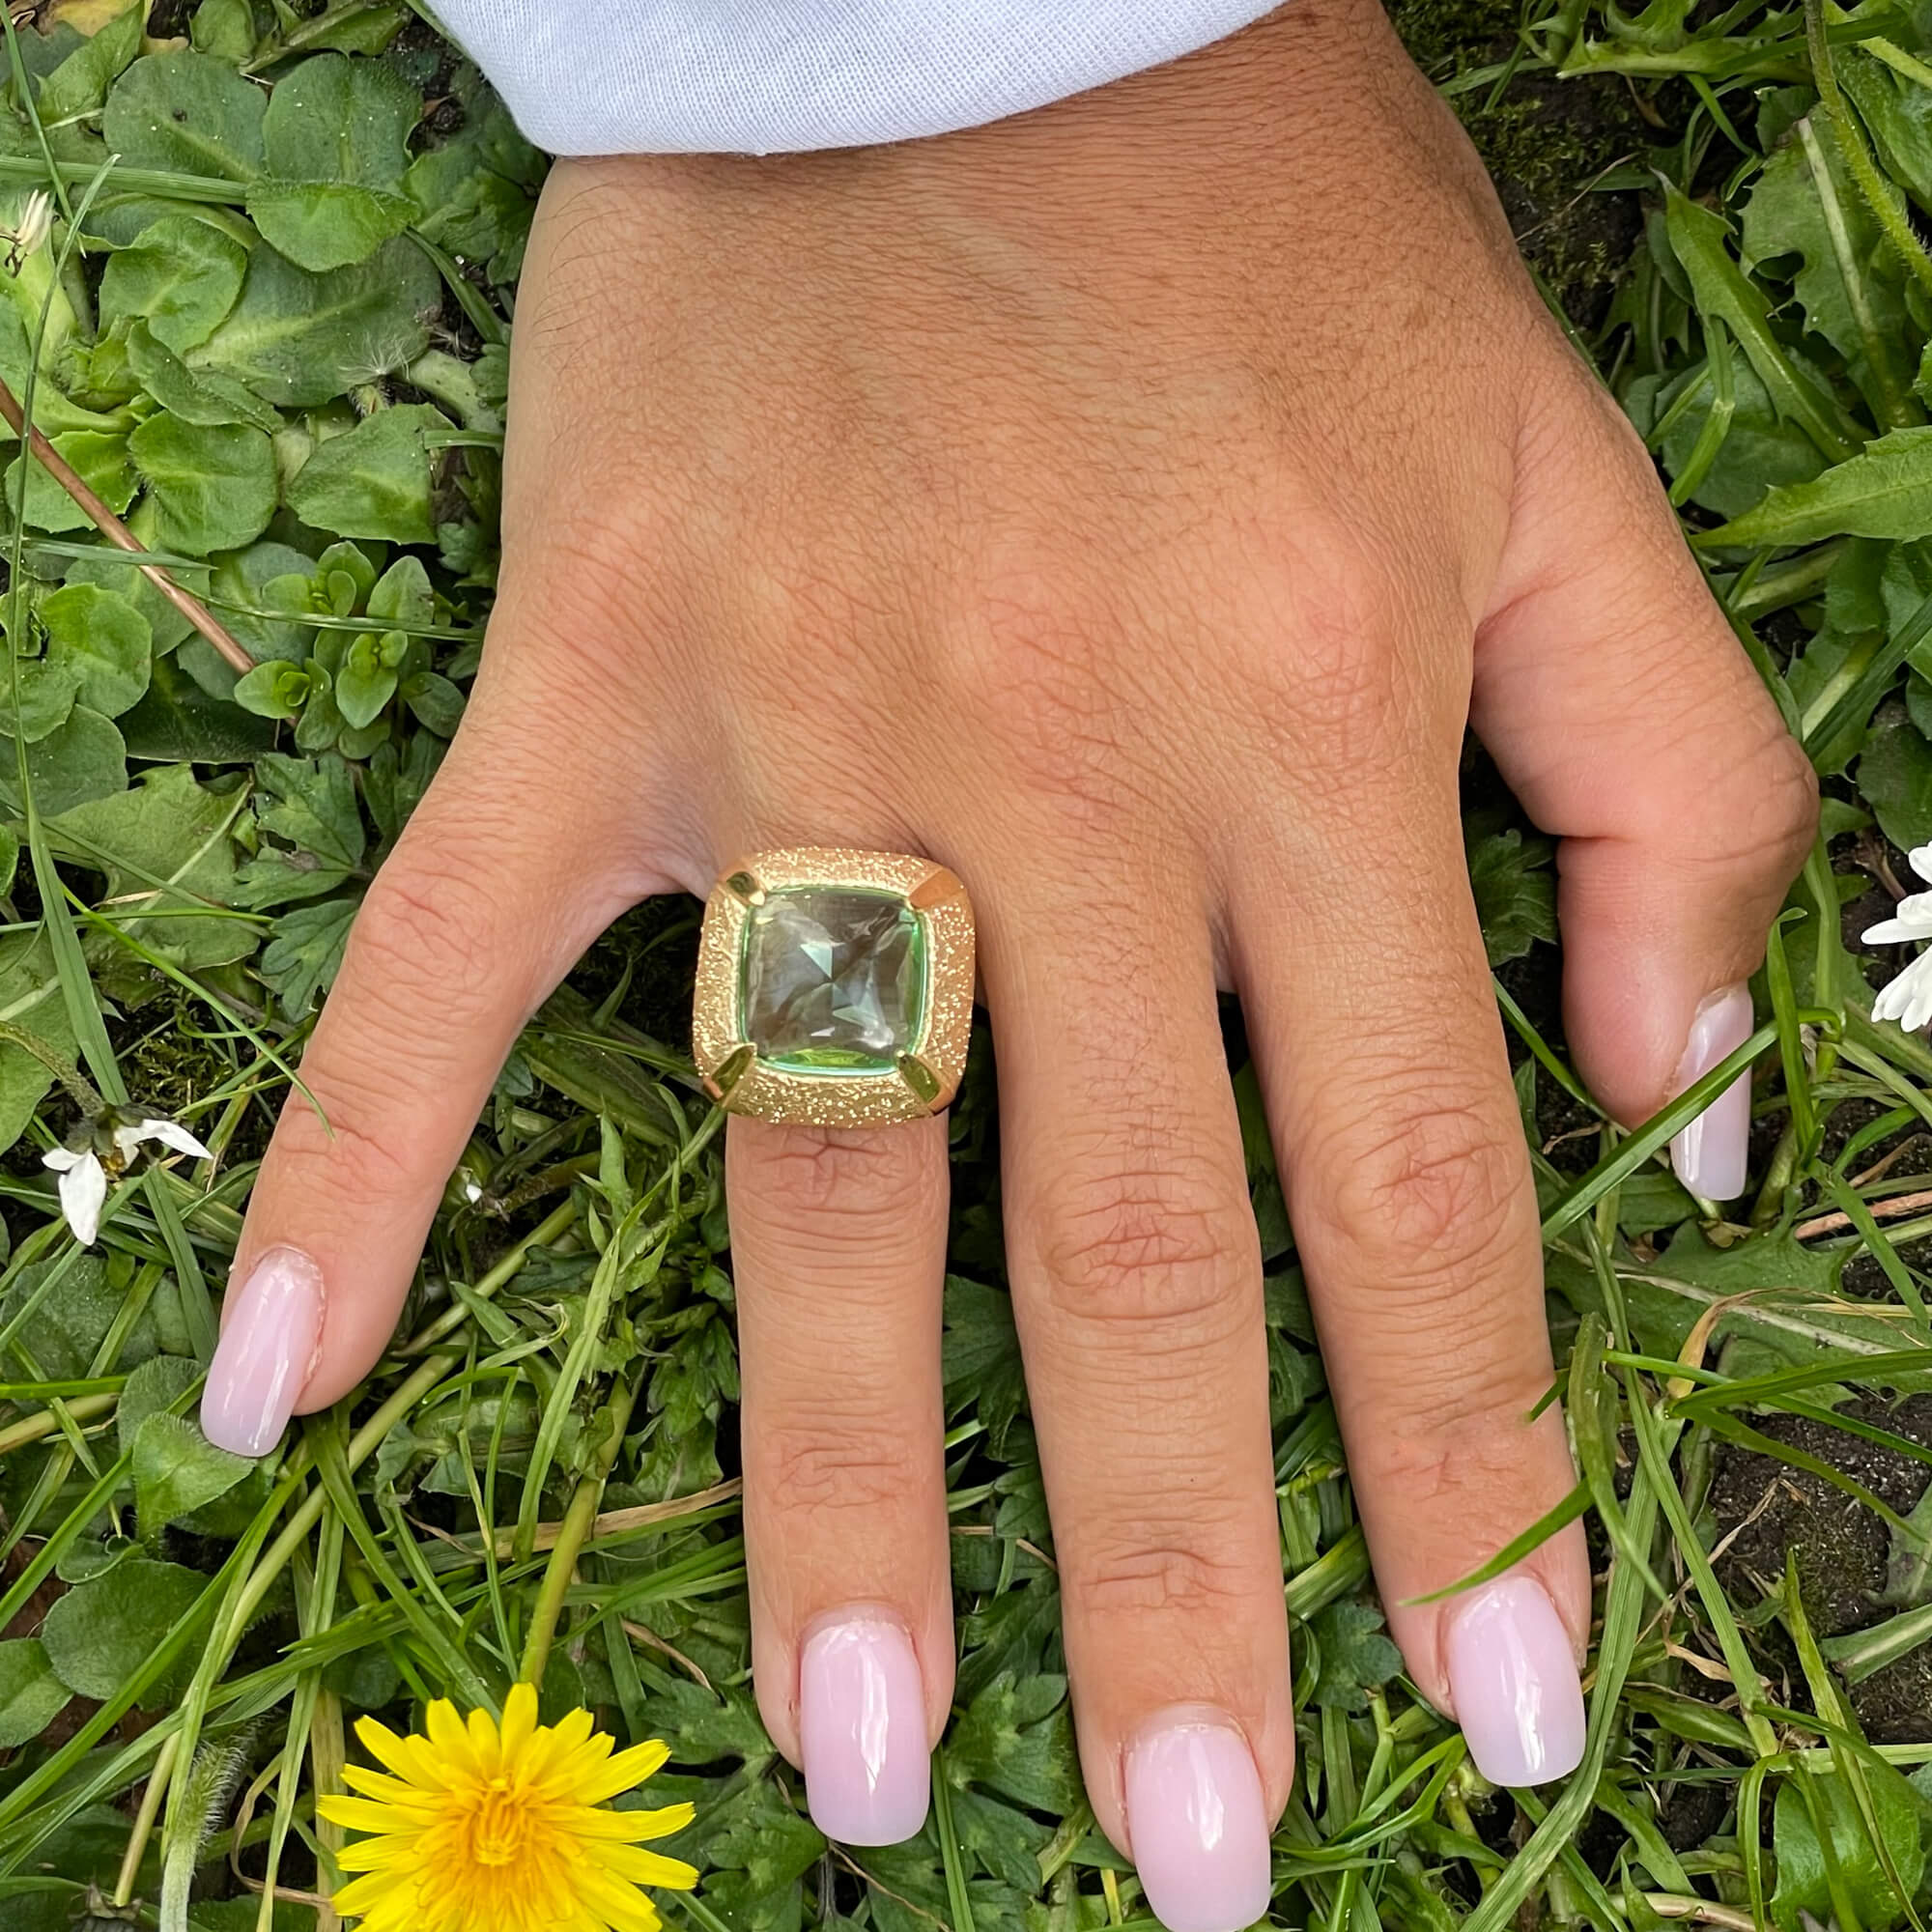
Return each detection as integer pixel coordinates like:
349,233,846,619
199,670,670,1455
1473,360,1818,1201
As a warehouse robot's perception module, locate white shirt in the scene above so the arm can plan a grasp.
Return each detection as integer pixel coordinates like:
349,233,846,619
430,1,1281,156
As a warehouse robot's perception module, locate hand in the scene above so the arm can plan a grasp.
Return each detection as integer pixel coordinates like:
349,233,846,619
201,1,1816,1920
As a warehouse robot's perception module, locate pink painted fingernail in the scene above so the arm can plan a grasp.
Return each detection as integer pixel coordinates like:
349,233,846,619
799,1611,929,1844
1124,1710,1271,1932
1444,1576,1585,1787
1669,983,1753,1201
200,1248,324,1457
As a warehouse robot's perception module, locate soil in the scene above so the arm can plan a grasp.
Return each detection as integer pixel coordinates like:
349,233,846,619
1710,1398,1932,1742
1386,0,1658,329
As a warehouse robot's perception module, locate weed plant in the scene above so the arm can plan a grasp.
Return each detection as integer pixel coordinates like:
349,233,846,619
7,4,1932,1931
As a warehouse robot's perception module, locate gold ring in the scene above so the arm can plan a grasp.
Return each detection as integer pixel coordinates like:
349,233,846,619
692,847,977,1126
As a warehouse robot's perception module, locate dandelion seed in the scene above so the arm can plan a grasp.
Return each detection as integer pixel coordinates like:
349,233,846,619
319,1682,698,1932
43,1112,213,1246
1865,841,1932,1033
2,190,54,274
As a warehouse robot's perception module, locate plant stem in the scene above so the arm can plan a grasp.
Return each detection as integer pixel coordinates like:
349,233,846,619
0,1388,113,1454
519,1369,642,1689
0,374,253,672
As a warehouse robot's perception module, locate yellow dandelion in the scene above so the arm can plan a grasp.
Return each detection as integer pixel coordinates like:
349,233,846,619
318,1682,698,1932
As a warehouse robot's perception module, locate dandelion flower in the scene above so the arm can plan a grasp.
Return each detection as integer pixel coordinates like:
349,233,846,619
320,1683,698,1932
1865,842,1932,1033
43,1113,212,1246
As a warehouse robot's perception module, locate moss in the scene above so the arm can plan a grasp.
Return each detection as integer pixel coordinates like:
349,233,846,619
1386,0,1657,327
113,981,251,1148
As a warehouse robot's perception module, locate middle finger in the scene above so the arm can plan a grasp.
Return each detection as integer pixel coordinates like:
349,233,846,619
984,842,1288,1932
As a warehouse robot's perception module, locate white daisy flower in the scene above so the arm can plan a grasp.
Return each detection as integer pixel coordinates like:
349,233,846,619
2,189,53,273
1865,844,1932,1033
43,1116,212,1247
42,1146,107,1247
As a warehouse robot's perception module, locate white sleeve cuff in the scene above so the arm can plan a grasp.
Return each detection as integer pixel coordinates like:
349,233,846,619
430,1,1283,156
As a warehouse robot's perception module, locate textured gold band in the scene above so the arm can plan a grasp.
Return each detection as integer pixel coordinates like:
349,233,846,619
692,846,976,1127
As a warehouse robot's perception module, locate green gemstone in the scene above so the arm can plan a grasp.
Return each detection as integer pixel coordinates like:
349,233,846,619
740,886,926,1073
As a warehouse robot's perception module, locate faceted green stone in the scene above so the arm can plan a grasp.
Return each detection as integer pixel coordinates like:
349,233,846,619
740,887,926,1073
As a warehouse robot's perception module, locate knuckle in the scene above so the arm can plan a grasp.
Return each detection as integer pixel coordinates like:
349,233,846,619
1741,725,1820,875
1074,1530,1261,1627
352,852,496,993
1346,1375,1559,1502
1033,1152,1257,1331
1319,1092,1529,1282
1248,523,1415,762
273,1055,421,1205
742,1124,931,1223
756,1419,918,1519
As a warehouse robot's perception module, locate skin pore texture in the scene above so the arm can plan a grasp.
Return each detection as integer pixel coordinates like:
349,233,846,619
201,2,1817,1921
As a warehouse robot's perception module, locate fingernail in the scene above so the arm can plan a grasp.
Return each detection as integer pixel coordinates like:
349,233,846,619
200,1248,325,1457
1669,983,1753,1201
1444,1575,1585,1787
1124,1709,1271,1932
799,1610,930,1844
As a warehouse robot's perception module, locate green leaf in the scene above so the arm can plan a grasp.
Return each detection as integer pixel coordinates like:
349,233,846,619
1858,700,1932,852
126,321,281,433
5,430,136,533
1308,1600,1404,1711
0,656,81,744
1649,357,1831,521
402,668,463,735
254,751,366,868
189,236,440,409
287,403,445,543
102,49,266,182
259,894,357,1014
1884,1481,1932,1607
1742,121,1915,424
132,1411,252,1536
247,181,416,274
333,633,395,727
0,932,75,1155
1705,427,1932,547
99,213,247,354
231,656,318,721
943,1274,1028,1453
200,540,320,671
249,181,415,276
119,650,276,762
1771,1757,1925,1932
251,51,421,267
116,1353,202,1455
128,412,277,555
190,0,256,65
947,1670,1081,1815
1466,821,1556,966
0,704,127,817
366,551,430,624
263,52,417,185
1842,46,1932,217
39,1556,207,1705
0,1639,70,1750
404,62,542,284
40,582,151,718
37,0,143,124
1664,186,1856,463
47,761,252,970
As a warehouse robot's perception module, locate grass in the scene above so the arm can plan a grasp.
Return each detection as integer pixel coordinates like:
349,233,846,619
5,1,1932,1930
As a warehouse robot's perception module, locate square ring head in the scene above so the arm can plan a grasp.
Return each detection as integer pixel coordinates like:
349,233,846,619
693,848,975,1126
